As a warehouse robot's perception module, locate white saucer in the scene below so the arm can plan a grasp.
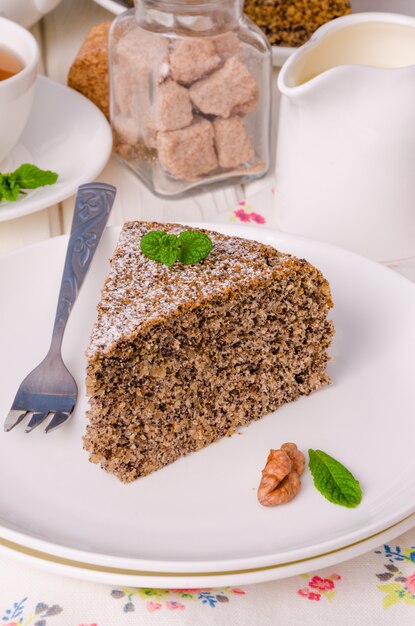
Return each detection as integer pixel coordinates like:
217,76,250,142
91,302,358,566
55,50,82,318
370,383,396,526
92,0,296,68
0,75,112,223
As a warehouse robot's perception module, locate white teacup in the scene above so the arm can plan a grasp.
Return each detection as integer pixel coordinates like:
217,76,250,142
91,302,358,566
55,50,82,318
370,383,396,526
0,17,39,165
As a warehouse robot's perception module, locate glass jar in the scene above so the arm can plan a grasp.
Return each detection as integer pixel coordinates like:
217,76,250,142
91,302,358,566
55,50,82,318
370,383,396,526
108,0,271,197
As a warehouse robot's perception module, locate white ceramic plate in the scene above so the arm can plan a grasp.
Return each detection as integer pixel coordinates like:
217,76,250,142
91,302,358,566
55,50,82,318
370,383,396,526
0,75,112,222
0,224,415,586
1,513,414,588
91,0,295,67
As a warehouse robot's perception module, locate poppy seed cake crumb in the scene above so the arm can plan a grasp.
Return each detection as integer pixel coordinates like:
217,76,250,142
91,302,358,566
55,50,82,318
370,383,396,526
84,222,334,483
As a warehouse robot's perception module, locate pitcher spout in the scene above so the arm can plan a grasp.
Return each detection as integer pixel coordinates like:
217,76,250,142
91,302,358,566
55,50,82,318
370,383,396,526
278,11,415,99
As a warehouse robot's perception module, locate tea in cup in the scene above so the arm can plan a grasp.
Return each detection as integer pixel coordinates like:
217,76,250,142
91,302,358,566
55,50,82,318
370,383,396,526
0,46,24,82
0,17,39,165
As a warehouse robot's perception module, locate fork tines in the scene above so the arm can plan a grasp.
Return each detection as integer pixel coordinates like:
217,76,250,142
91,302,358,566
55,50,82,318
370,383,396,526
5,388,76,434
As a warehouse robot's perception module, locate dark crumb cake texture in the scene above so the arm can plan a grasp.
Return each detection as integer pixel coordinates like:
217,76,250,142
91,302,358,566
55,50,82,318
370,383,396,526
84,222,334,483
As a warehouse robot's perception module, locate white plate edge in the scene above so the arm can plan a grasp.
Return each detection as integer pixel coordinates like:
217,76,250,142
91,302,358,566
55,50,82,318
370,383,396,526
0,513,414,588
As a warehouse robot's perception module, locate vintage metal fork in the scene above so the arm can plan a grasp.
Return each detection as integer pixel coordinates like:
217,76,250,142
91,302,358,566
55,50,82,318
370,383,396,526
4,182,116,434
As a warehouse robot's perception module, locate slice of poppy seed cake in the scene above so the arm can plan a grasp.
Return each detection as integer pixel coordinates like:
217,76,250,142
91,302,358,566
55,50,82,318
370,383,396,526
84,221,334,483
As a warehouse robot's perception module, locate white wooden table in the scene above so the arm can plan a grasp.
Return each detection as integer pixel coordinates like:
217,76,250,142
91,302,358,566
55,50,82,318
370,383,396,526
0,0,280,255
1,4,415,624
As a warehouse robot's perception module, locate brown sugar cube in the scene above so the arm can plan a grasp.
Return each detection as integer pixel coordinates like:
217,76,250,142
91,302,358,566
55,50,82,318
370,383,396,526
111,63,157,148
157,118,218,180
232,91,259,115
170,38,221,84
67,21,111,118
112,29,169,148
189,56,259,118
113,115,140,146
156,80,193,132
213,116,255,168
116,27,169,67
213,32,241,57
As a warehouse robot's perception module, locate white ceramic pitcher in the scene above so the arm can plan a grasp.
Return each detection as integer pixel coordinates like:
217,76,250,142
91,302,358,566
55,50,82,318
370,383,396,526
275,12,415,261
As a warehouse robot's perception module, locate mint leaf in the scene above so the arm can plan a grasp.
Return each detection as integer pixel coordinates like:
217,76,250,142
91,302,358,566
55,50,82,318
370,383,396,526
13,164,58,189
0,164,58,203
140,231,179,266
178,230,213,265
308,449,362,508
141,229,213,266
0,174,21,202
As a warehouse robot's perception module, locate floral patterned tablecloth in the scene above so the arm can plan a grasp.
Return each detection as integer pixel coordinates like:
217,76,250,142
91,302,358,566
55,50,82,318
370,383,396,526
2,189,415,626
1,527,415,625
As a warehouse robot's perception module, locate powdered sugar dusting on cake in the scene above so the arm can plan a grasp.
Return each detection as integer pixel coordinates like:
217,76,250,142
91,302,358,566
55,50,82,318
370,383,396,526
87,222,294,357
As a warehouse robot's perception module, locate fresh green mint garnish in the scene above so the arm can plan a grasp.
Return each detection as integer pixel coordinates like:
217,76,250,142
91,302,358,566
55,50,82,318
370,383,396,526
140,229,213,266
140,231,180,267
0,164,58,203
177,230,213,264
13,164,58,188
0,174,20,202
308,449,362,508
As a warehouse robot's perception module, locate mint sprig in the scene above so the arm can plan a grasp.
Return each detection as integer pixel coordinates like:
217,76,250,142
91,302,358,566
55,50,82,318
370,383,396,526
140,230,213,266
308,449,362,508
140,231,180,267
0,164,58,203
177,230,213,264
0,174,20,202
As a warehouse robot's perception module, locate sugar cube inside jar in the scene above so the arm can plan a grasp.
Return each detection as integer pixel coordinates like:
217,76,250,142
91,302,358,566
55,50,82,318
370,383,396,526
109,0,272,196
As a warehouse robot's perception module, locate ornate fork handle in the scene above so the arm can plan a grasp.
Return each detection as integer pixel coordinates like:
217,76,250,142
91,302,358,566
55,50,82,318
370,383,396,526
50,183,116,353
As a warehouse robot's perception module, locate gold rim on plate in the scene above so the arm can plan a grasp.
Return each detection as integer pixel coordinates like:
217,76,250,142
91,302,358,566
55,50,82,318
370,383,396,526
0,512,414,578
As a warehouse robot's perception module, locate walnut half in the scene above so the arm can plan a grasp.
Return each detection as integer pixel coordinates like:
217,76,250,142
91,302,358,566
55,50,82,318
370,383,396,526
257,442,305,506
